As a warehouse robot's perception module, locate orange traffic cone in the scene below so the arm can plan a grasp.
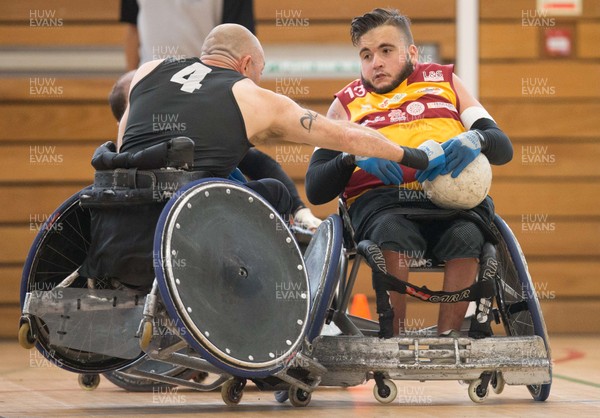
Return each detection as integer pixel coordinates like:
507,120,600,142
350,293,372,319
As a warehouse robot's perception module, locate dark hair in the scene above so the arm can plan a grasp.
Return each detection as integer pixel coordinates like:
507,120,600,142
350,8,413,46
108,70,136,121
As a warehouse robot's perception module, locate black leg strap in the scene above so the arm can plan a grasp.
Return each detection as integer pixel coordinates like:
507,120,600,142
359,240,496,303
372,272,394,339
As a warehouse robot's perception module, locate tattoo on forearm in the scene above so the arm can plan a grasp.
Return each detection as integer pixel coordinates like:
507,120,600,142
300,109,318,132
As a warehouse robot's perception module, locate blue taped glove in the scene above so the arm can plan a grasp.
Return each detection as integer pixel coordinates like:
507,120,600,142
227,167,247,183
415,140,446,183
441,131,483,178
355,156,404,185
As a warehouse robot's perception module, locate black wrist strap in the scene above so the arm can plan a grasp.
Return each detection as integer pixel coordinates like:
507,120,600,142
399,146,428,170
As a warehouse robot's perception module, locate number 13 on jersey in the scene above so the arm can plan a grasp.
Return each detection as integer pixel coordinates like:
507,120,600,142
170,62,212,93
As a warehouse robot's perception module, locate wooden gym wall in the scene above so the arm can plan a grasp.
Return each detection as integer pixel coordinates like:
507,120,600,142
0,0,598,338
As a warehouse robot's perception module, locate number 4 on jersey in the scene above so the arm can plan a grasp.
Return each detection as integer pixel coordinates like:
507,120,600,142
170,62,212,93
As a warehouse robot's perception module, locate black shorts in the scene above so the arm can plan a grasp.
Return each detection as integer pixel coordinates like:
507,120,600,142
349,187,494,263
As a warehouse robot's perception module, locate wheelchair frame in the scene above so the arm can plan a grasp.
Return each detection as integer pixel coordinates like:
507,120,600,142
301,200,552,403
18,179,552,405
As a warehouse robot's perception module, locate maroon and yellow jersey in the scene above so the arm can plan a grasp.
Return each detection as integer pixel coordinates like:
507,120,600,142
335,62,466,204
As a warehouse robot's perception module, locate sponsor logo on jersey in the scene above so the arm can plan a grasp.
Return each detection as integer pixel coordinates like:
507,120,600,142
389,108,407,123
406,102,426,116
361,115,387,126
422,70,444,82
361,104,373,111
415,87,443,95
426,102,457,112
379,93,407,108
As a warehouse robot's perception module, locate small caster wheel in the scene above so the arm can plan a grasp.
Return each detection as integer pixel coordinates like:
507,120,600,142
373,378,397,404
18,322,36,349
139,320,153,351
468,378,489,403
274,390,289,403
78,374,100,391
491,371,505,394
221,378,246,406
288,386,311,407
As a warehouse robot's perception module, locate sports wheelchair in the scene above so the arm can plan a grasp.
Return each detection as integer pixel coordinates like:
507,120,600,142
18,138,551,405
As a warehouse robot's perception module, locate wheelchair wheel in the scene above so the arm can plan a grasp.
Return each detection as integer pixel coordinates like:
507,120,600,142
20,190,142,373
304,215,343,342
493,216,552,401
155,179,309,379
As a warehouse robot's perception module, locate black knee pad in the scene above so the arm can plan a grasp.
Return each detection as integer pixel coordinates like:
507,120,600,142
433,220,485,261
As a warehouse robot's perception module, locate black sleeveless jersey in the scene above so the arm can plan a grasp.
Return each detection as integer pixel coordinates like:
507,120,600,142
121,58,251,177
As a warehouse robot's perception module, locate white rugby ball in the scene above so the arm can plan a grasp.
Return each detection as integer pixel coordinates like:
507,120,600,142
423,153,492,210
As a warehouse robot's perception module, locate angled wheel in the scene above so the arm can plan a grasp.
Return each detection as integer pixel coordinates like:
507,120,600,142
304,215,343,342
288,386,311,407
155,179,309,379
20,190,143,373
493,216,552,401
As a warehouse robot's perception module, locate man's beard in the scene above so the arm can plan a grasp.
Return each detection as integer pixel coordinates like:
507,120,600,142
362,57,415,94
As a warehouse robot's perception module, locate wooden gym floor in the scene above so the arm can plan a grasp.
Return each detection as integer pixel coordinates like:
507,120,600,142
1,335,599,417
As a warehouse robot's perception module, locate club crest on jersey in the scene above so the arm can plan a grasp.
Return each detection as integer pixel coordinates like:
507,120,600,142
422,70,444,82
406,102,426,116
415,87,443,95
379,93,407,108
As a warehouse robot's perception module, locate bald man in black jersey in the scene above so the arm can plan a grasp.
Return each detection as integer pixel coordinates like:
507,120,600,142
109,70,323,231
118,24,440,217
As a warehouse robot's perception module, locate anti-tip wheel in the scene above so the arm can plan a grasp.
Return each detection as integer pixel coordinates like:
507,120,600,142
221,378,245,406
373,378,397,404
288,386,311,407
18,322,36,349
78,374,100,391
139,320,153,351
491,371,505,394
468,379,489,403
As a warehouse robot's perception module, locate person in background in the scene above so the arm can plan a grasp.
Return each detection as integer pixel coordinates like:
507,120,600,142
120,0,255,70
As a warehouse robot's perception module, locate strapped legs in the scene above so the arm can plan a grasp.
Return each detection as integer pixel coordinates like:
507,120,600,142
372,272,394,339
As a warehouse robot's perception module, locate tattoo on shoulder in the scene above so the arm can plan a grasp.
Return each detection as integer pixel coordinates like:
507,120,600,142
300,109,318,132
